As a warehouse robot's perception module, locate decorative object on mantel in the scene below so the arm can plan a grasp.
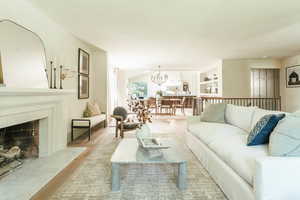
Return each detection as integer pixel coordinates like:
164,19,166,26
50,61,54,88
151,65,168,86
59,65,76,89
53,67,57,89
0,51,5,87
78,48,90,75
78,74,89,99
286,65,300,88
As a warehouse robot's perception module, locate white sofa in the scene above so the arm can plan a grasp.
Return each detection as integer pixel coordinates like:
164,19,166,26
186,105,300,200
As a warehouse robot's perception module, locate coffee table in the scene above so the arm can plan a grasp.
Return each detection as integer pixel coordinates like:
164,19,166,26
110,138,187,191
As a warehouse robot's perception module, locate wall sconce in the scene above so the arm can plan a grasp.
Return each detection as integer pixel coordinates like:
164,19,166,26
59,65,76,89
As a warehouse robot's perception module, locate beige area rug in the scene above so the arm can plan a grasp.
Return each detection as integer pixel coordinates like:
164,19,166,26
49,119,227,200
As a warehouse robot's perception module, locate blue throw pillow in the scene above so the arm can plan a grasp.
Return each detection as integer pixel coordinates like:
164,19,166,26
247,114,285,146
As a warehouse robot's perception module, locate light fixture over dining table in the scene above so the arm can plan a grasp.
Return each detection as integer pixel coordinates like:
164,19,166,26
151,65,168,86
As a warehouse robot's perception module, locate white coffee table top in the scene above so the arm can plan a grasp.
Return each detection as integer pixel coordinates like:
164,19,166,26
111,138,186,164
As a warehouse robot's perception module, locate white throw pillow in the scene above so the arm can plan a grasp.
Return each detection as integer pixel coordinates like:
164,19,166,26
225,104,256,132
250,108,284,130
87,102,101,116
93,103,102,115
269,114,300,156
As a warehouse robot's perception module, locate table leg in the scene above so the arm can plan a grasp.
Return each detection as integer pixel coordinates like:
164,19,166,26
111,163,120,191
177,162,187,190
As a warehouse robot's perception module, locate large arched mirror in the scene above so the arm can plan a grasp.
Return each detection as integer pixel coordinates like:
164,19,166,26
0,20,48,88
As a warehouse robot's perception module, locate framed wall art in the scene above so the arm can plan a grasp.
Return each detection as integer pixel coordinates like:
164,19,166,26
78,48,89,75
78,74,89,99
286,65,300,88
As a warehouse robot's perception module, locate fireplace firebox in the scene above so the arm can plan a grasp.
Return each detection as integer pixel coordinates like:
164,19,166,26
0,120,39,177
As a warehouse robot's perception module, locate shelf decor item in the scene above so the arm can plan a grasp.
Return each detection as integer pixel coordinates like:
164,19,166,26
78,74,89,99
78,48,89,75
286,65,300,88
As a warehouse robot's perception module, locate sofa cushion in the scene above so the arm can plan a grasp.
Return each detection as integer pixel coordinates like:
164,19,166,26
208,128,268,185
269,114,300,156
73,114,106,127
247,114,285,146
225,104,256,132
250,108,284,130
201,103,226,123
188,121,248,146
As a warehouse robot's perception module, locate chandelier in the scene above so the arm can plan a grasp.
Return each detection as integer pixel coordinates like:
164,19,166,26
151,65,168,86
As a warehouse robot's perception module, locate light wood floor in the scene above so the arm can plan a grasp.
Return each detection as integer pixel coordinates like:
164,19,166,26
31,116,187,200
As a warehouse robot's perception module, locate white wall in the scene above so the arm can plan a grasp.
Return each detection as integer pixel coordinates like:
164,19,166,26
222,59,281,97
0,0,107,142
280,55,300,112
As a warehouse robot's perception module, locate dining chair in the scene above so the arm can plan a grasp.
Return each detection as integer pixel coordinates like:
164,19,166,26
160,99,173,115
174,97,186,115
147,97,157,113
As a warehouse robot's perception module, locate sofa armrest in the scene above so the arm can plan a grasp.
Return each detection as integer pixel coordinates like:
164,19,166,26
254,157,300,200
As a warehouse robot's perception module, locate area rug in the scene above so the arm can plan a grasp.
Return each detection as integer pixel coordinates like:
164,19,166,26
49,124,227,200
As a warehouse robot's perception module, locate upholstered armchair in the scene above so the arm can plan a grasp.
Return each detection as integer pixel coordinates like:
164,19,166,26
111,107,141,138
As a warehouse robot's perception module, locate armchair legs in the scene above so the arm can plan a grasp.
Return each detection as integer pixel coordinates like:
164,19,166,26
120,123,124,138
114,120,124,138
115,120,119,138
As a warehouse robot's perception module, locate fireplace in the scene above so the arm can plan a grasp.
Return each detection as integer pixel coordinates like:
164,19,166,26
0,88,80,198
0,120,39,177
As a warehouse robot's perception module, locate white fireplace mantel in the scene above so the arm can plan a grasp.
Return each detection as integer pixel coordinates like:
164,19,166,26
0,87,75,96
0,87,75,157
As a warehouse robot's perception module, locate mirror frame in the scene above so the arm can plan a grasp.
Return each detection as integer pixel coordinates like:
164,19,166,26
0,19,48,87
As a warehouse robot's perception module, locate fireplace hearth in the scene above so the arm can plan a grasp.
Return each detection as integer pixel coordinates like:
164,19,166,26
0,120,39,177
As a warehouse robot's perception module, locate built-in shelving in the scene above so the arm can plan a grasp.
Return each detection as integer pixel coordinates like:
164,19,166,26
198,65,222,97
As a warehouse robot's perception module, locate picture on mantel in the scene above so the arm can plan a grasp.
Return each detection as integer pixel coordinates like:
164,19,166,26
78,74,89,99
78,48,89,75
286,65,300,88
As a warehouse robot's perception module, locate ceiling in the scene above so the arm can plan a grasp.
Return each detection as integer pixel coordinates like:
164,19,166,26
28,0,300,70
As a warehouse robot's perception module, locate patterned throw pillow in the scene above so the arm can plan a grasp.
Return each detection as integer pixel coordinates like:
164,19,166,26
247,114,285,146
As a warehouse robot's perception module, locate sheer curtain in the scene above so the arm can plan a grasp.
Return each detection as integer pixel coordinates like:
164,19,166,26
108,67,119,115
